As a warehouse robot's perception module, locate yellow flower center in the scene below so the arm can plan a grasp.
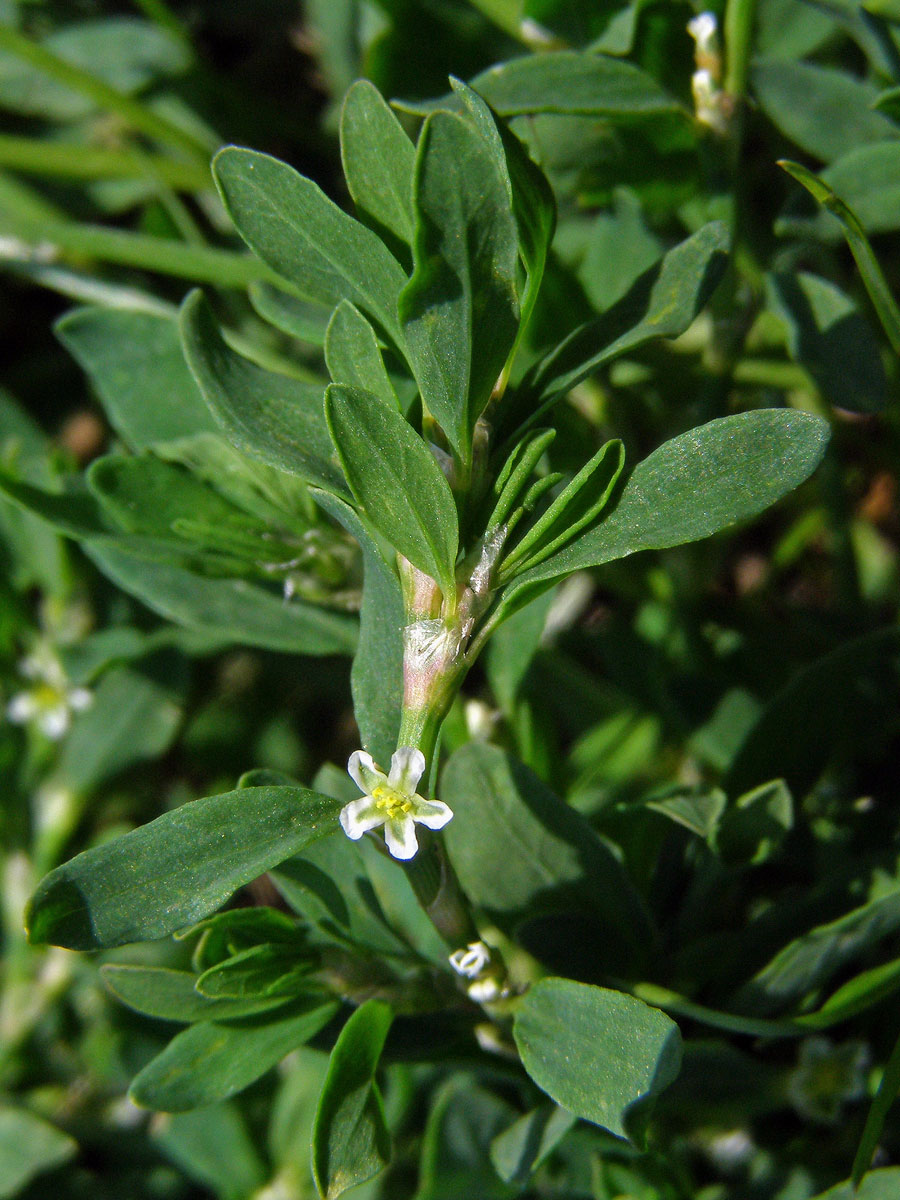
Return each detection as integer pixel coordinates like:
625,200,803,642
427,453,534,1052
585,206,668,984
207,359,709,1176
372,784,414,819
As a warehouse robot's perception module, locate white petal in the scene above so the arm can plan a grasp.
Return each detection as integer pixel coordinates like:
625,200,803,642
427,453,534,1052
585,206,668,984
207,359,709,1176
412,799,453,830
339,797,385,840
449,940,491,978
68,687,92,712
347,750,385,795
384,815,419,859
468,977,504,1003
388,746,426,792
39,706,70,739
7,693,37,723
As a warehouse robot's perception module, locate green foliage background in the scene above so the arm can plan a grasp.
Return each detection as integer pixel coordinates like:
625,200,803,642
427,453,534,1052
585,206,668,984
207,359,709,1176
2,2,900,1199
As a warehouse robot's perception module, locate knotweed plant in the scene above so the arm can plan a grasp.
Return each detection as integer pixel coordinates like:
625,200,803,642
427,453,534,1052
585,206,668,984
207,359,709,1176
8,70,836,1198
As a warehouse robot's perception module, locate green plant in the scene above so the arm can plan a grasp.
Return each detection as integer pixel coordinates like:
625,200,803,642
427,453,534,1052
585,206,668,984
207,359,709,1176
3,3,900,1199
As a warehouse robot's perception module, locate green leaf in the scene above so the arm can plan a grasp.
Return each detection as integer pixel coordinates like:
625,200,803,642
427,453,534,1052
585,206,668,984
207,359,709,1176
778,142,900,241
340,79,416,247
451,78,555,351
312,999,394,1200
579,187,663,312
441,744,653,973
325,301,400,412
180,290,346,495
271,835,411,959
55,307,218,451
88,453,245,539
417,1079,518,1200
779,159,900,356
196,944,315,1000
183,905,300,970
400,109,519,462
725,628,900,798
130,998,339,1111
734,884,900,1015
752,59,898,162
463,51,682,117
485,586,556,714
490,1105,576,1186
101,965,290,1023
56,654,184,796
0,17,191,121
811,1169,900,1199
498,411,830,620
713,780,793,865
249,282,331,345
325,384,458,595
513,979,682,1142
152,1104,267,1200
0,1107,76,1199
0,471,114,541
853,1034,900,1185
314,491,403,765
809,956,900,1028
26,785,342,950
767,272,887,412
645,786,728,840
85,542,358,656
500,439,625,576
514,222,730,426
212,147,408,346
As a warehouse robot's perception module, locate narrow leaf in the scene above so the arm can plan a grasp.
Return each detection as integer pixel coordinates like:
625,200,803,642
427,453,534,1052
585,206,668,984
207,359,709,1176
101,965,290,1023
180,290,346,495
312,999,394,1200
314,491,403,765
498,411,830,619
213,147,408,346
325,384,458,595
325,301,400,412
196,944,314,1000
340,80,416,246
501,439,625,576
513,222,730,429
853,1032,900,1186
130,999,338,1112
779,159,900,355
26,786,342,949
86,542,357,656
400,109,519,461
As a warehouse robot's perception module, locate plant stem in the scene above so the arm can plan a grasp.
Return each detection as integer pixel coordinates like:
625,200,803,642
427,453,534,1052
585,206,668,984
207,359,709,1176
1,214,282,288
0,24,212,162
723,0,757,101
0,133,211,191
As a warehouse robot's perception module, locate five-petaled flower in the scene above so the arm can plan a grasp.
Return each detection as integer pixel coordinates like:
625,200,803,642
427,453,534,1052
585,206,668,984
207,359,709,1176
340,747,453,860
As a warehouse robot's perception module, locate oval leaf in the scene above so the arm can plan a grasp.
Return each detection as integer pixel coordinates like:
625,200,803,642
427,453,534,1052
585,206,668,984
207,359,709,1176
513,979,682,1143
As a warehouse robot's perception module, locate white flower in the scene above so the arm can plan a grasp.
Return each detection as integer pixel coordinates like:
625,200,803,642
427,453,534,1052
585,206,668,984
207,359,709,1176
340,746,453,860
449,940,493,980
687,12,718,56
6,646,92,740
